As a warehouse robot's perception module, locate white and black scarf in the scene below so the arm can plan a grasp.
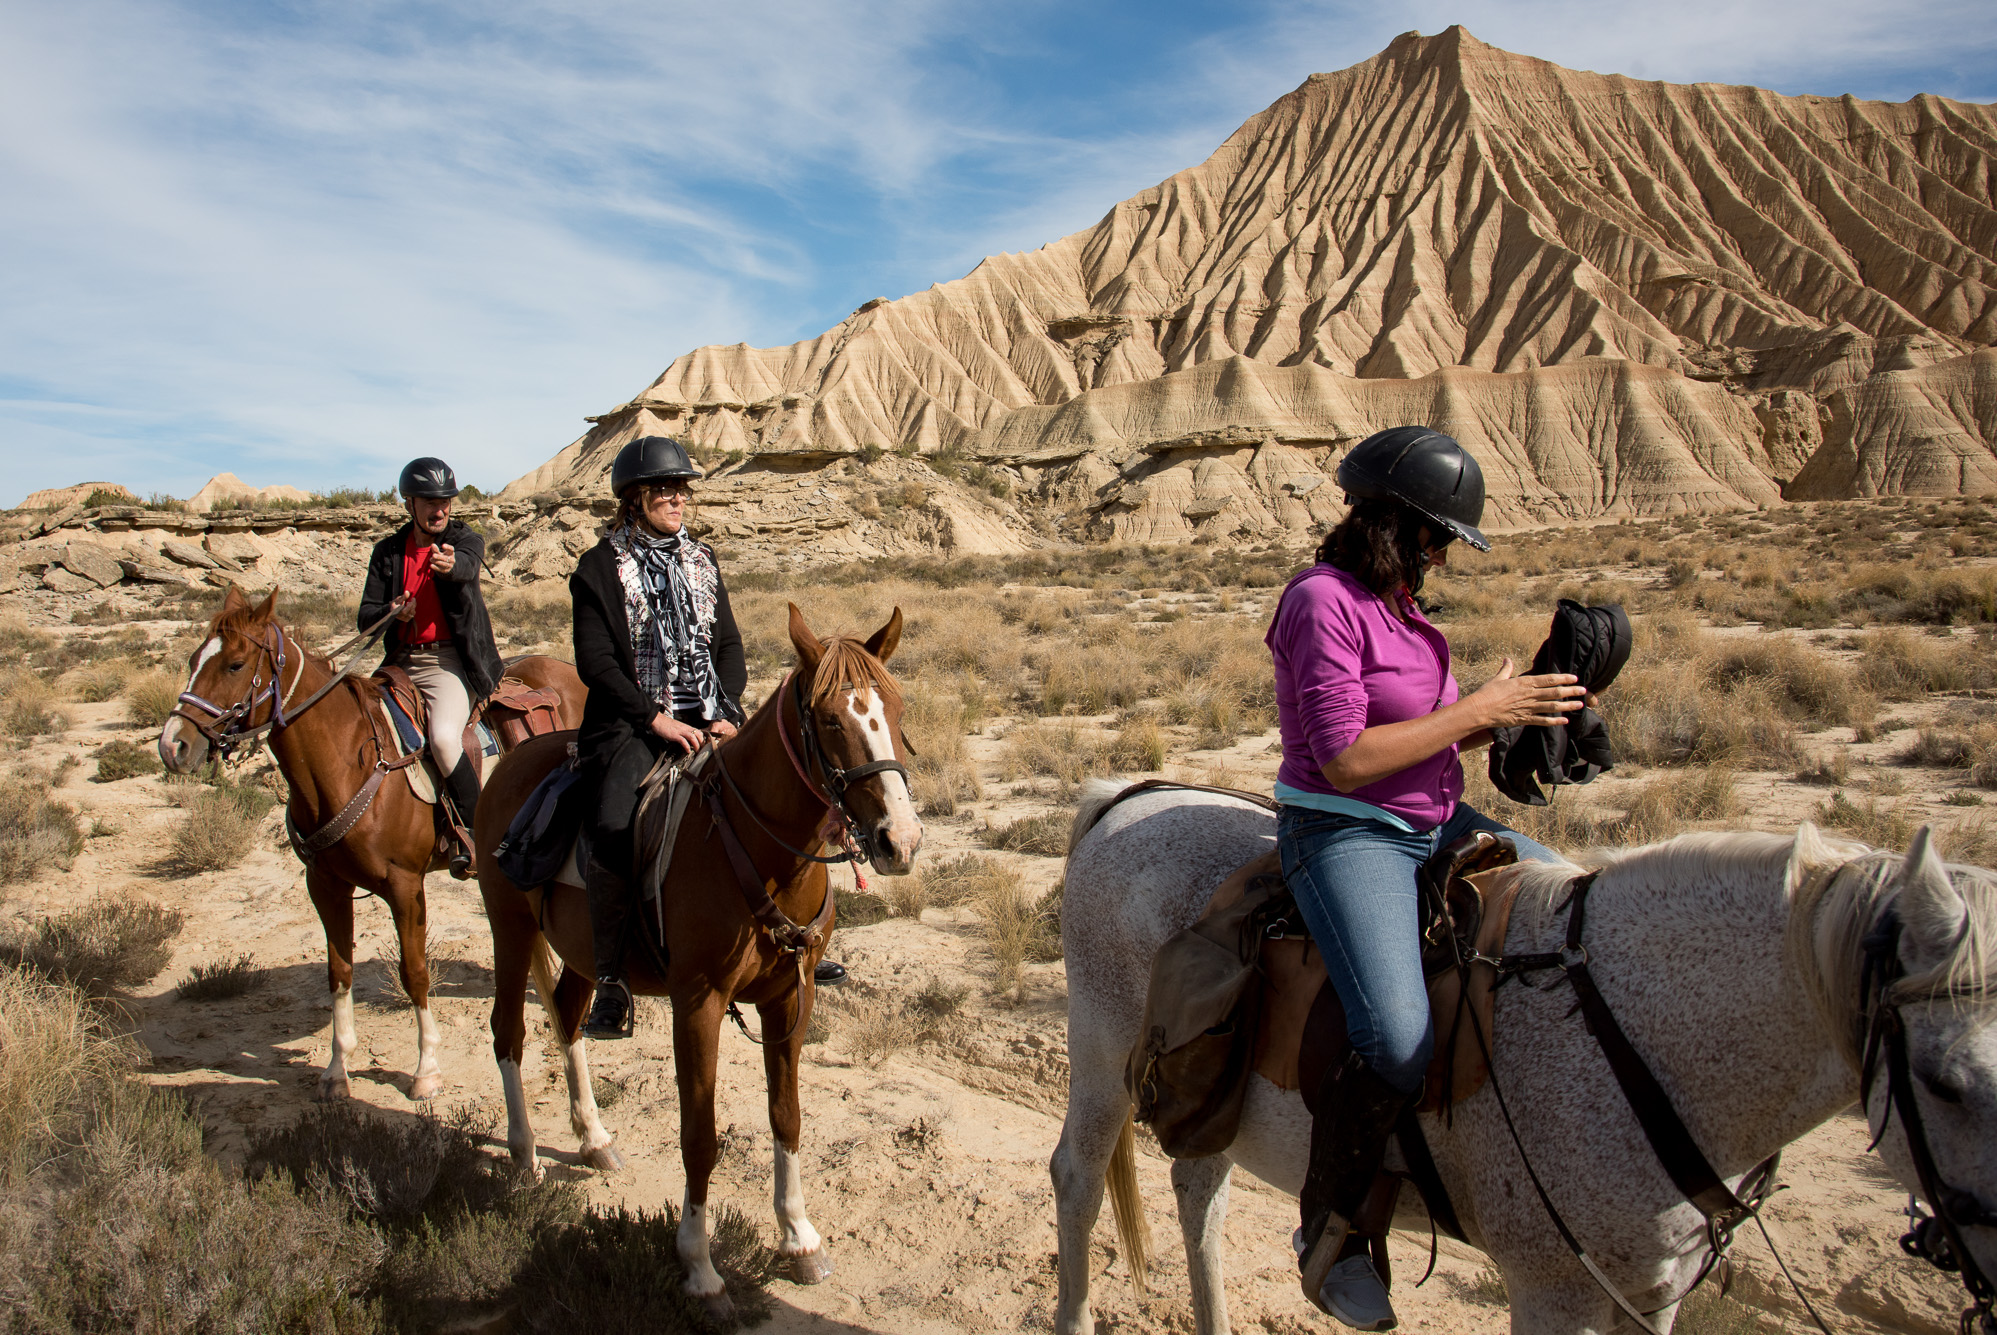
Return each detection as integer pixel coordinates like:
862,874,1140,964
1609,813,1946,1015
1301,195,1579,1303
611,524,737,724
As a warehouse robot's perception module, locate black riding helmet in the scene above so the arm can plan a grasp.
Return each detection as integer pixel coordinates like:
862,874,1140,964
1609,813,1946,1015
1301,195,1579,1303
399,457,460,500
1336,427,1490,552
610,436,702,497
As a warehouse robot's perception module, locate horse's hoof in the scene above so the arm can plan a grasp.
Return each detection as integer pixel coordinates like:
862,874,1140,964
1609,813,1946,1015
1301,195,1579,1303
787,1247,835,1285
509,1152,543,1183
581,1142,626,1173
695,1290,735,1323
409,1073,444,1101
316,1076,351,1102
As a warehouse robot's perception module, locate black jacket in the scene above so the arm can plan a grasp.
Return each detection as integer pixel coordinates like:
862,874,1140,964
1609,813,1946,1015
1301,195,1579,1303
1487,600,1632,806
570,538,746,780
358,520,505,699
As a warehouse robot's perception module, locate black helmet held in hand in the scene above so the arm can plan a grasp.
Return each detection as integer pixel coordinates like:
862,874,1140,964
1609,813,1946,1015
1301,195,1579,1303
399,457,460,500
610,436,702,497
1336,427,1490,552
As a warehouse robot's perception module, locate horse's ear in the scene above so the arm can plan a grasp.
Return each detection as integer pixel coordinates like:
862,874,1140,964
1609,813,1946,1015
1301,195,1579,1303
252,588,278,622
864,607,903,664
1786,821,1835,894
1897,826,1967,966
220,584,249,615
788,603,825,674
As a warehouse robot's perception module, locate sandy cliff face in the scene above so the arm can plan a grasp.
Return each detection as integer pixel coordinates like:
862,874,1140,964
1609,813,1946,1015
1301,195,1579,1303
505,26,1997,547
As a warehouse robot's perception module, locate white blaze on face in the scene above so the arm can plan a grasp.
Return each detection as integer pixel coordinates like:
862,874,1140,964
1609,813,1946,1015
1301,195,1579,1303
187,635,222,688
845,688,921,851
160,635,223,767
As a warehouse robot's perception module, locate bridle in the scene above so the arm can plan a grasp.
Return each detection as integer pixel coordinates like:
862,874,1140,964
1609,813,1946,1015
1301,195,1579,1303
168,605,401,763
169,624,304,762
708,668,910,870
1860,910,1997,1335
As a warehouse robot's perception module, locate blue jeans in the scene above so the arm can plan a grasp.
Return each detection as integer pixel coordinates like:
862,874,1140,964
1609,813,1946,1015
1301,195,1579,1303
1276,803,1560,1094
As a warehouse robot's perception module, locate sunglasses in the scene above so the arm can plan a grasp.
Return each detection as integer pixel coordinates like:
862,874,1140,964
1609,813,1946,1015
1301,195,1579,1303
643,483,693,499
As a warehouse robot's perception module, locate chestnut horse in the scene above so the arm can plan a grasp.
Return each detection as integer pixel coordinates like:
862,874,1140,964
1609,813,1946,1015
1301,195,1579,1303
475,605,922,1320
159,585,585,1101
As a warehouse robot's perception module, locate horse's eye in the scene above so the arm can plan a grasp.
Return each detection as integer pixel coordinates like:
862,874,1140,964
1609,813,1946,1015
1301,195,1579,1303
1920,1069,1965,1104
227,661,247,672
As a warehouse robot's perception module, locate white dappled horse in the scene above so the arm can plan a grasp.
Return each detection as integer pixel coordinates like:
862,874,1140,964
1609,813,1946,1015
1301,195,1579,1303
1052,781,1997,1334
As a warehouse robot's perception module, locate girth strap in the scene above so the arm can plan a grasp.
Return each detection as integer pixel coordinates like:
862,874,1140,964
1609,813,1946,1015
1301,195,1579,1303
287,752,420,862
698,779,836,955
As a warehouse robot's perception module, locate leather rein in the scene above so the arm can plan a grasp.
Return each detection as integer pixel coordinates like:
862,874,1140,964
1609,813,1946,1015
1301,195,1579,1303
697,668,909,1047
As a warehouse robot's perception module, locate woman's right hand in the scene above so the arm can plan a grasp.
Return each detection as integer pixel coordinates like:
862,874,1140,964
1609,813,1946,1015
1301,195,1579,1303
1468,658,1587,729
650,712,706,750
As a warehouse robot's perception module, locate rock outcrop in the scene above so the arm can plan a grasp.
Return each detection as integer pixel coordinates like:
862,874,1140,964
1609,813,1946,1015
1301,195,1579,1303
506,27,1997,536
17,483,136,510
187,473,315,512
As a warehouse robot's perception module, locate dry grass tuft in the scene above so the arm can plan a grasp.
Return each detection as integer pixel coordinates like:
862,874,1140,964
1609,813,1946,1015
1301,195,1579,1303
916,852,1018,909
1618,768,1743,843
969,865,1060,1002
3,673,68,741
1816,791,1916,849
882,875,927,920
178,953,267,1002
0,778,85,884
165,788,263,875
60,662,130,703
0,970,135,1186
839,996,923,1066
1858,628,1993,699
1000,722,1107,792
93,738,162,783
122,668,184,729
976,811,1068,857
2,896,185,997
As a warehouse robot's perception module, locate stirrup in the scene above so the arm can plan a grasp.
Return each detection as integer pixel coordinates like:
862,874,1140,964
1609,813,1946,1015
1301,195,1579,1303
581,978,635,1040
447,829,476,880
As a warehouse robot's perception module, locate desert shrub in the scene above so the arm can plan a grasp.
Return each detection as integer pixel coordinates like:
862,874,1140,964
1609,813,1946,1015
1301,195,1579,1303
1794,748,1854,786
0,1000,385,1332
165,787,262,874
916,852,1016,909
0,778,85,883
1000,722,1106,792
123,667,185,728
1607,666,1802,768
487,587,575,649
914,975,969,1018
882,874,926,919
838,994,922,1066
1437,612,1545,672
3,896,185,996
1857,628,1990,699
3,673,67,740
94,738,162,782
60,661,129,702
1816,791,1915,849
179,952,267,1001
1700,637,1872,727
1103,716,1167,772
1940,813,1997,868
1618,768,1743,843
511,1200,779,1335
832,891,890,928
971,868,1060,1001
1040,646,1146,715
910,754,982,816
977,811,1068,857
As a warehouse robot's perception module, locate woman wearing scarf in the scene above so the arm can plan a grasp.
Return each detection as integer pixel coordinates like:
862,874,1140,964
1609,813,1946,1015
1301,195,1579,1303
571,435,747,1039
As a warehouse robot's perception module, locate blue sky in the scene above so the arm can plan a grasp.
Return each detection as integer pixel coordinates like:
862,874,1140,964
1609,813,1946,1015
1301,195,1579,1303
2,0,1992,505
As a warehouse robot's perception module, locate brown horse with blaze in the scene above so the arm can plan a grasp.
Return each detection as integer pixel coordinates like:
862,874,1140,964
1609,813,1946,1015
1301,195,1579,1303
158,585,583,1101
475,603,921,1321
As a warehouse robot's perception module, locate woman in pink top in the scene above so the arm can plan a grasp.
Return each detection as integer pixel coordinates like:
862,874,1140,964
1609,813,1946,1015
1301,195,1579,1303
1269,427,1586,1330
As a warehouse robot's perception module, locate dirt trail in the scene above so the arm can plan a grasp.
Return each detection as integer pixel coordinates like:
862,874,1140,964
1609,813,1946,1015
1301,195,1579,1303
6,676,1981,1335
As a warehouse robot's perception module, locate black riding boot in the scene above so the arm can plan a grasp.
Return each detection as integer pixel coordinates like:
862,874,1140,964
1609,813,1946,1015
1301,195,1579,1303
442,757,481,880
1297,1053,1419,1326
581,856,635,1040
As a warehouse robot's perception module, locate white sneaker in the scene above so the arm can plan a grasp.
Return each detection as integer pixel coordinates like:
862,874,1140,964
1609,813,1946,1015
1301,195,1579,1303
1316,1254,1397,1331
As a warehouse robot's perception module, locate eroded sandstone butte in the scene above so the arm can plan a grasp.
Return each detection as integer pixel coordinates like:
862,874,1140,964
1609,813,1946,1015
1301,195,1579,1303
505,26,1997,547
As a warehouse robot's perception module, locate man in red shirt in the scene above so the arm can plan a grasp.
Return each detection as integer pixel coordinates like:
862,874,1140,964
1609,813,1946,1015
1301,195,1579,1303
357,458,505,877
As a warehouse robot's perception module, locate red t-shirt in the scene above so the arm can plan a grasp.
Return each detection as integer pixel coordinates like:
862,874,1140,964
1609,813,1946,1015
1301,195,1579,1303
400,532,449,646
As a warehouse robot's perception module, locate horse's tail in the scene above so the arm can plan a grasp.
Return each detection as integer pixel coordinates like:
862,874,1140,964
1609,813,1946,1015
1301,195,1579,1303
528,933,563,1018
1069,777,1128,857
1105,1110,1151,1297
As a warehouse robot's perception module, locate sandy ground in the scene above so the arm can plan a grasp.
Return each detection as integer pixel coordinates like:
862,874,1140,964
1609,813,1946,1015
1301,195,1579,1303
6,655,1988,1335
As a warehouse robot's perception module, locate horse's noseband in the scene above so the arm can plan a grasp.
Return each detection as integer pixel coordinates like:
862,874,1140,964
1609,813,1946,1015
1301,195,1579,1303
169,626,293,760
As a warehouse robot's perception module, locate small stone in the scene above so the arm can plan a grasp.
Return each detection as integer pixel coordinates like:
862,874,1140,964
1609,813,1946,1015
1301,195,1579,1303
162,539,221,570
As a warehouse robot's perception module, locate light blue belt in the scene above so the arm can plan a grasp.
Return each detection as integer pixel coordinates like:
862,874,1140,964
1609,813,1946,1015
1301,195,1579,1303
1272,781,1416,833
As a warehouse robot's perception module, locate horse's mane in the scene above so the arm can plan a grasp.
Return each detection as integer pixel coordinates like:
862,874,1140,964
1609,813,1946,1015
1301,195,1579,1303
1794,842,1997,1066
805,637,901,711
1505,827,1996,1070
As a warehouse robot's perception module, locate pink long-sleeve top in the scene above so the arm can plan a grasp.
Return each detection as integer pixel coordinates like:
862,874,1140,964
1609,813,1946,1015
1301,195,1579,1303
1265,563,1462,831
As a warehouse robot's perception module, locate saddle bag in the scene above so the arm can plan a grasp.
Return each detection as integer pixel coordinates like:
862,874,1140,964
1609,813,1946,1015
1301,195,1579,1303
483,678,566,750
1126,855,1293,1159
493,750,589,888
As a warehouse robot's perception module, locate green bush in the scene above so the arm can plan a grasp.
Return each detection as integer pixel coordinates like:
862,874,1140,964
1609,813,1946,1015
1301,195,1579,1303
94,739,162,783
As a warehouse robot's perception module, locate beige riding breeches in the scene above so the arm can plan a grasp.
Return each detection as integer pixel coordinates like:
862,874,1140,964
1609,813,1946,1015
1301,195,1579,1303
401,644,472,774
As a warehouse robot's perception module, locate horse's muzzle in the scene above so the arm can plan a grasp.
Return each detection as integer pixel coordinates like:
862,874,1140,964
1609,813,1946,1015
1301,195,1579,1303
158,717,207,774
865,818,922,876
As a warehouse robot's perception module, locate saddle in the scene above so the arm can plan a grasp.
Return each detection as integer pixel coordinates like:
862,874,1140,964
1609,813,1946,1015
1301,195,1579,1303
1128,831,1525,1160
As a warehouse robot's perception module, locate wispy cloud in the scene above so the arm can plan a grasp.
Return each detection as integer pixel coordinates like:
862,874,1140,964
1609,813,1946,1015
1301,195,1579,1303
0,0,1989,504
